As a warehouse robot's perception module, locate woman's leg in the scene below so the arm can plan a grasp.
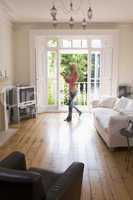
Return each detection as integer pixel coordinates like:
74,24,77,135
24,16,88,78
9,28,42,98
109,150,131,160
65,92,75,121
67,93,74,120
73,92,82,115
65,92,81,122
73,105,82,115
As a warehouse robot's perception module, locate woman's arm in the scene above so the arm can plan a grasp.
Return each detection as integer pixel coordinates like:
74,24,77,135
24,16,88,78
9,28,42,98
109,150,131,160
75,73,79,82
60,73,70,83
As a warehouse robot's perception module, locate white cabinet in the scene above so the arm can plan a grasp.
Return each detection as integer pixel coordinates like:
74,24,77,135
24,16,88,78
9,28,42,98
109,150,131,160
0,85,16,146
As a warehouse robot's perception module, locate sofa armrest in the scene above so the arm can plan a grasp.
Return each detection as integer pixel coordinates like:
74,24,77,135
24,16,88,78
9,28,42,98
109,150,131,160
109,115,133,133
0,167,45,200
0,151,27,170
46,162,84,200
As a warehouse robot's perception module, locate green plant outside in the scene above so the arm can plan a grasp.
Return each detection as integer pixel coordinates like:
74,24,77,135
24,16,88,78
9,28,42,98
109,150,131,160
48,53,96,106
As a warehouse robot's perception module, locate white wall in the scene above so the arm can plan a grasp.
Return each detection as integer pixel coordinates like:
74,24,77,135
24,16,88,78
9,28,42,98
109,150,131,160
118,25,133,85
13,23,133,89
13,27,30,84
0,6,14,85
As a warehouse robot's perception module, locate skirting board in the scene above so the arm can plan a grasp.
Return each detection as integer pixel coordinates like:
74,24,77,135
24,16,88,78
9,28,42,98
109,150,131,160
0,128,17,146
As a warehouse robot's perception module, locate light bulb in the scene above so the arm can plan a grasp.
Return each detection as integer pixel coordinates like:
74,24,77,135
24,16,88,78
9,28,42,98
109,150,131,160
50,5,57,19
87,6,93,20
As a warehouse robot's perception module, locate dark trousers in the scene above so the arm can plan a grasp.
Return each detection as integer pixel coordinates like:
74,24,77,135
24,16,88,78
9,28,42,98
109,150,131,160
67,91,81,119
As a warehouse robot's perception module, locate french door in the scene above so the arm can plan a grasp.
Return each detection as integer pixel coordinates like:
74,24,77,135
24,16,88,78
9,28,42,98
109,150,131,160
36,37,112,113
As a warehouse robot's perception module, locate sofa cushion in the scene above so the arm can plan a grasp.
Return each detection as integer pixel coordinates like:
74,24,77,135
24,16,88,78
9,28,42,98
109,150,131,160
93,108,119,130
113,97,128,112
98,96,117,108
121,99,133,117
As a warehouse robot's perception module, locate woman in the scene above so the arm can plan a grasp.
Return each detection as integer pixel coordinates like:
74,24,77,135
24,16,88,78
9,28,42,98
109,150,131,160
61,64,82,122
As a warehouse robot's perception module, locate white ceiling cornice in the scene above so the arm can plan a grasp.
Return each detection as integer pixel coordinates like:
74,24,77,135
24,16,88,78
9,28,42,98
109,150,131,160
0,0,16,21
0,0,133,24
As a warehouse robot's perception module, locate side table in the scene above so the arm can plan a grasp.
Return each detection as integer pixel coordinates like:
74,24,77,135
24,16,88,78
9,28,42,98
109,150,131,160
120,128,133,170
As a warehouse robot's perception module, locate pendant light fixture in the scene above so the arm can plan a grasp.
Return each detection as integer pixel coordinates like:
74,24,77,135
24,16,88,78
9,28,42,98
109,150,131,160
50,0,93,29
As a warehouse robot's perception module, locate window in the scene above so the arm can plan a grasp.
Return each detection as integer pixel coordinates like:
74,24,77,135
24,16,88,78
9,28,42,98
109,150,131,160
72,40,81,48
60,39,89,49
82,40,88,48
90,51,101,99
91,39,102,48
62,40,71,48
47,39,57,48
47,51,57,105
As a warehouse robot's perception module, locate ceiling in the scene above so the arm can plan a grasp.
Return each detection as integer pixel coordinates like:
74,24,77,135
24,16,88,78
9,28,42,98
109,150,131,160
1,0,133,23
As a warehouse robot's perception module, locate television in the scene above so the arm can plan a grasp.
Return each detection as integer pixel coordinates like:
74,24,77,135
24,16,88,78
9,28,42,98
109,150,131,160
6,86,36,107
19,86,35,104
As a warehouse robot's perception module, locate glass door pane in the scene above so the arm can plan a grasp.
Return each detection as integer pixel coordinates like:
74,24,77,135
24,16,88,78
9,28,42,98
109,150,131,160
35,41,47,113
90,51,101,99
47,51,57,106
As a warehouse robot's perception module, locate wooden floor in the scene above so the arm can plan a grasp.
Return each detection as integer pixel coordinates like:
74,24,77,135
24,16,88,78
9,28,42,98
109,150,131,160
0,113,133,200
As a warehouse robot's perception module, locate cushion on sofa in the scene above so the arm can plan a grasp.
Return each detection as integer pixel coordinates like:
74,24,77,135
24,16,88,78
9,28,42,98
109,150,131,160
91,100,100,108
98,96,117,108
113,97,128,112
92,96,117,109
121,99,133,116
93,107,119,130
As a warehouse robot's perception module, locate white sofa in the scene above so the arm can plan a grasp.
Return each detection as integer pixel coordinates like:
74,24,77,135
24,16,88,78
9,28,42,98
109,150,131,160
92,97,133,149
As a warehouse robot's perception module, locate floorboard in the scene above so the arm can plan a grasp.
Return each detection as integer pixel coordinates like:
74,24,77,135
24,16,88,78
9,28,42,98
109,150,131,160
0,113,133,200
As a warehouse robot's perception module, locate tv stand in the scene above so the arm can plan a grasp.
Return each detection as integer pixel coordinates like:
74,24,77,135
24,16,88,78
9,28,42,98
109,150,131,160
7,86,37,123
13,101,36,123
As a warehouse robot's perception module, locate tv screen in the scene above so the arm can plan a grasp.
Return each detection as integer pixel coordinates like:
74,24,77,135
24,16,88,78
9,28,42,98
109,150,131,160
19,87,35,103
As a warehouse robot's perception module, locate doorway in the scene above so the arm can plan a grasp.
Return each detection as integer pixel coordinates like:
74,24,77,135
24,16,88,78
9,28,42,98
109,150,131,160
59,50,88,111
35,37,111,113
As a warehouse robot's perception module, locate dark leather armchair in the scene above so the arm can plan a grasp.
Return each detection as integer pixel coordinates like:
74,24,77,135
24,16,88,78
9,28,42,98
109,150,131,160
0,151,84,200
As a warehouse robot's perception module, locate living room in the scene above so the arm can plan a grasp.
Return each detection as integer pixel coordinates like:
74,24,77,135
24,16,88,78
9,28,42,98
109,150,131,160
0,0,133,199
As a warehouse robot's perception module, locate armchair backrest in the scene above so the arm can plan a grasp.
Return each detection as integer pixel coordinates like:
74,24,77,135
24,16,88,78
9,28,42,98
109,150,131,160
47,162,84,200
0,167,46,200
